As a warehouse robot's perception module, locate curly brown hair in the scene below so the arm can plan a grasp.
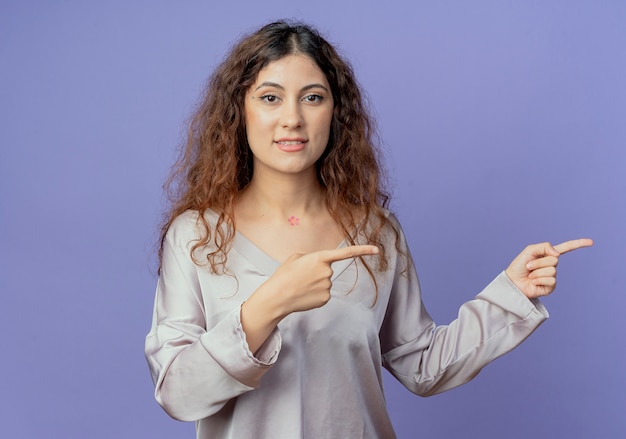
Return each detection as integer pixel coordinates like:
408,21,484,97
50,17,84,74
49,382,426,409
159,20,396,279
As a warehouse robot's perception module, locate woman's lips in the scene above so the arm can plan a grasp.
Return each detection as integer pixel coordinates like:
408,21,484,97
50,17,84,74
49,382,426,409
275,139,307,152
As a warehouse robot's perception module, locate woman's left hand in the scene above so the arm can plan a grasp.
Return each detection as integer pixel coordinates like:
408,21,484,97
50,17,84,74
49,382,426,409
505,238,594,299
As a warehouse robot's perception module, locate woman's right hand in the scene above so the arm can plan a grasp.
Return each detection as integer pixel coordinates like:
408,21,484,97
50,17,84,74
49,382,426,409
267,245,380,314
241,245,379,353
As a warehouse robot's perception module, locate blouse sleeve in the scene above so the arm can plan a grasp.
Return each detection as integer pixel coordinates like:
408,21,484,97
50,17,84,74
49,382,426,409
380,223,548,396
144,216,281,422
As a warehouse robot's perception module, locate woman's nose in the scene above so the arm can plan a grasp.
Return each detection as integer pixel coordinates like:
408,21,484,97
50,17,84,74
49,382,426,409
280,101,303,128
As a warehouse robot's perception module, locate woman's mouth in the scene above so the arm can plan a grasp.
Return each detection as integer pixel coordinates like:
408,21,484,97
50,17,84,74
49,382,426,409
275,139,307,152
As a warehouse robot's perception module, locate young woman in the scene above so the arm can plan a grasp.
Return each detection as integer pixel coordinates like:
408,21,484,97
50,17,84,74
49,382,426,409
145,21,592,438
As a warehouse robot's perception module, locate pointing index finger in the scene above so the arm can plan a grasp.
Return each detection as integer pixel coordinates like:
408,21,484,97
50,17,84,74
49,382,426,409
317,245,379,264
554,238,594,255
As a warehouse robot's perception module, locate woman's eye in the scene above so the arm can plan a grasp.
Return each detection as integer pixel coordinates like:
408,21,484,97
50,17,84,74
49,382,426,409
260,95,279,103
303,94,323,103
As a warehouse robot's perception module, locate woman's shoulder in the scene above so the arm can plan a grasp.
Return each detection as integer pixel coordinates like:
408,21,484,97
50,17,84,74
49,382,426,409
166,209,220,244
381,207,398,224
355,207,405,249
375,207,412,251
376,207,403,234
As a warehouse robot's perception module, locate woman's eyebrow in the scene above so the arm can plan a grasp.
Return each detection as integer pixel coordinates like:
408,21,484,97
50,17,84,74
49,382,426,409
254,82,329,92
301,83,329,93
255,81,283,91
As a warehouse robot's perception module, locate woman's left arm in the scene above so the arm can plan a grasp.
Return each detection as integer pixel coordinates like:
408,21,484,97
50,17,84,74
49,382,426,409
380,234,593,397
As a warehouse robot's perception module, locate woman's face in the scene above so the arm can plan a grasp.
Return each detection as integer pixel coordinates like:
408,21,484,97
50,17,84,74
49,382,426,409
244,54,334,180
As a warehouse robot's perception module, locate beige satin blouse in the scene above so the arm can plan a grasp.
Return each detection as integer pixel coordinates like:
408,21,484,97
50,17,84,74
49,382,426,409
145,209,548,438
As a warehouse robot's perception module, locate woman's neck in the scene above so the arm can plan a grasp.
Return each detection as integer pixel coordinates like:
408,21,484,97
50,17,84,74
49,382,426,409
237,171,326,221
233,170,346,262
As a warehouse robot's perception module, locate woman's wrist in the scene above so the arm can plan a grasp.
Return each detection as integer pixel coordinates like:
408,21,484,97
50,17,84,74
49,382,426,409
240,284,286,354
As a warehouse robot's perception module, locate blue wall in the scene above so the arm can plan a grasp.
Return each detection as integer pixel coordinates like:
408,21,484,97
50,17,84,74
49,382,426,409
1,1,624,437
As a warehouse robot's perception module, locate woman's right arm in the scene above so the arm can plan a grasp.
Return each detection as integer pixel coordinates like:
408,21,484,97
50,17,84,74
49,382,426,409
144,218,281,422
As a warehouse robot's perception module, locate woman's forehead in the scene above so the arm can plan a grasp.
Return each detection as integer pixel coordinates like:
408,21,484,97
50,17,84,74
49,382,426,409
251,54,329,88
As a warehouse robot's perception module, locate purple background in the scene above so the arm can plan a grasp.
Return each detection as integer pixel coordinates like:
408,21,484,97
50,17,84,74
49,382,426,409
2,1,624,438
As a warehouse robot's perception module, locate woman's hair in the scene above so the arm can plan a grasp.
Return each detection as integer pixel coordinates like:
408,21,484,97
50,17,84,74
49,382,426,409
159,20,395,278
